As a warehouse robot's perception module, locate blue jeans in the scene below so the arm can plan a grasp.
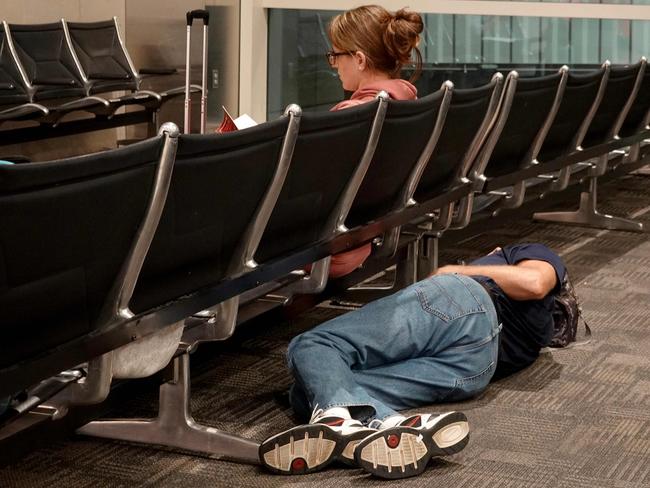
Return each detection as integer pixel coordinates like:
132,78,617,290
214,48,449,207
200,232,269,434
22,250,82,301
287,274,501,422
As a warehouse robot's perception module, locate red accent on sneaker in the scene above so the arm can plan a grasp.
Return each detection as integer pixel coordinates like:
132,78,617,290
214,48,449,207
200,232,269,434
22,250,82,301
291,458,306,471
387,434,400,448
322,418,345,427
403,415,422,428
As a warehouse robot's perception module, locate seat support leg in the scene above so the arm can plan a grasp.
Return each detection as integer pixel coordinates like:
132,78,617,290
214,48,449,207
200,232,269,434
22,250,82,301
416,234,439,281
533,177,644,232
76,353,260,464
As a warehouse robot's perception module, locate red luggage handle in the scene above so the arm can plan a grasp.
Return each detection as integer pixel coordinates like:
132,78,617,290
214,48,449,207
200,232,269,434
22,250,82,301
186,10,209,26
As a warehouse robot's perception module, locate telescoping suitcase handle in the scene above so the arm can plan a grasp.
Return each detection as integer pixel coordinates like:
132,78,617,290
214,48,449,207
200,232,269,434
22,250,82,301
184,10,209,134
186,10,210,26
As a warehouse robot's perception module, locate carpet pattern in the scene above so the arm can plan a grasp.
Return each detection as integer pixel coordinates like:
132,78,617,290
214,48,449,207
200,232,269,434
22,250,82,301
1,174,649,487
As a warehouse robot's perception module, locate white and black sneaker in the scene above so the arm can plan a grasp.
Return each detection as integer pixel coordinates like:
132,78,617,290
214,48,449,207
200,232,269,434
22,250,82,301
259,412,376,475
354,411,470,479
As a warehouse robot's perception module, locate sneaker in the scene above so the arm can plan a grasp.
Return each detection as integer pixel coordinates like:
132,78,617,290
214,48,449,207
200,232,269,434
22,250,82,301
259,413,375,475
354,411,470,479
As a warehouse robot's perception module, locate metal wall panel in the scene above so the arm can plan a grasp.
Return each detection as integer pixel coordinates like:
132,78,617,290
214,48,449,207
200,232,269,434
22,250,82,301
125,0,240,131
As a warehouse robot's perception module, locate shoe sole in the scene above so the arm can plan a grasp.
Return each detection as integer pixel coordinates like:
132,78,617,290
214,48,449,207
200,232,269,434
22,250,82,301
354,412,470,479
259,423,372,474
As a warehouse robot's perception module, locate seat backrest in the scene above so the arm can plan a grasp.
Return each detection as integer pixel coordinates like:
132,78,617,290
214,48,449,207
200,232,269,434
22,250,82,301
65,19,139,94
255,101,381,263
620,63,650,137
538,67,607,162
6,21,86,101
582,61,643,147
131,118,292,313
482,70,566,180
0,137,166,369
346,88,447,228
0,24,30,106
415,76,502,203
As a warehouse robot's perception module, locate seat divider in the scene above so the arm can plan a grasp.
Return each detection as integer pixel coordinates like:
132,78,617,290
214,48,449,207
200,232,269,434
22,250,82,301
492,65,569,213
451,72,505,229
547,61,610,193
378,80,454,260
1,21,35,101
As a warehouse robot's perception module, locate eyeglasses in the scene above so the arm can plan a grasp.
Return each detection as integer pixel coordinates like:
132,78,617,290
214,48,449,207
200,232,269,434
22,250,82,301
325,50,352,67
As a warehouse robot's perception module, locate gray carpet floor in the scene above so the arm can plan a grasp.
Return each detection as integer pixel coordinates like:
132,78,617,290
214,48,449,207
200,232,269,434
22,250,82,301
2,174,650,487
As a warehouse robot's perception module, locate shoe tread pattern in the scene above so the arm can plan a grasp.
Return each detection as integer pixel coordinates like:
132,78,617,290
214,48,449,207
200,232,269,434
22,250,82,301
259,424,340,475
354,412,469,479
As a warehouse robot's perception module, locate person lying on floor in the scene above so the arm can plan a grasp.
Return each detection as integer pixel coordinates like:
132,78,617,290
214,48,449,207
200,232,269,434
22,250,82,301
259,243,565,479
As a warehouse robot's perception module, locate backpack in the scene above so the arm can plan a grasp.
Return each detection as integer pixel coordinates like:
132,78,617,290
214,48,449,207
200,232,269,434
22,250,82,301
550,274,592,348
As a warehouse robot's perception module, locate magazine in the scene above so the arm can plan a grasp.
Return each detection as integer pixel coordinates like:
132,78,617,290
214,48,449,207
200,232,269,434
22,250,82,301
216,106,257,133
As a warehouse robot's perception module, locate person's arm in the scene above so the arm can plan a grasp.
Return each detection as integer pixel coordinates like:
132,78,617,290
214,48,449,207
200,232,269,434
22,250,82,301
434,260,558,301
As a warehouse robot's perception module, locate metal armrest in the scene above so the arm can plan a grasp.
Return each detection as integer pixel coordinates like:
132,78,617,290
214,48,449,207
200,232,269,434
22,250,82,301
0,103,48,122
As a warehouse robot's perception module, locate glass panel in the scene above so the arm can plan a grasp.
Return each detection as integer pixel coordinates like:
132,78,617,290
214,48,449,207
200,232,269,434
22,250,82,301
483,16,512,63
267,8,650,119
455,15,483,64
422,14,454,64
571,18,599,65
268,9,340,119
512,16,541,64
601,19,631,63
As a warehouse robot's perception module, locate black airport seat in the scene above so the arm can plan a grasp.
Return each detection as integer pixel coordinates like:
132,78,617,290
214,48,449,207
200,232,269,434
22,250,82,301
329,83,456,282
615,64,650,139
130,114,298,317
65,19,139,95
538,66,608,166
255,100,384,265
581,61,644,150
0,135,171,375
414,74,504,224
64,19,164,110
0,24,48,124
619,60,650,171
618,60,650,167
346,84,452,230
4,21,113,119
466,68,568,213
401,74,505,280
528,64,609,194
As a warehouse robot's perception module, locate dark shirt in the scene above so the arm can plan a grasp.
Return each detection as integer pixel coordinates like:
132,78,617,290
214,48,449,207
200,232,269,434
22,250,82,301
469,243,566,377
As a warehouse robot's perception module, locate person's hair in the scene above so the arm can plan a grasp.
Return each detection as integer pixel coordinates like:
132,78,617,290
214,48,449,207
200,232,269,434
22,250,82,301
328,5,423,82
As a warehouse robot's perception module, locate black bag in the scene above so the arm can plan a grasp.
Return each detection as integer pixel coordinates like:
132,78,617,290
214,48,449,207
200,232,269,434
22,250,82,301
550,274,591,348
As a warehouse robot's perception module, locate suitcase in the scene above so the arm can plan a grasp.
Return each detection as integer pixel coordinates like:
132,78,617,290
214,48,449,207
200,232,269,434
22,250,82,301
184,9,209,134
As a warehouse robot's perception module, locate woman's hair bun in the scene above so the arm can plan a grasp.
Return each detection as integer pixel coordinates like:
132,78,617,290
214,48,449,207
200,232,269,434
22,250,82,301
383,8,423,64
393,8,424,29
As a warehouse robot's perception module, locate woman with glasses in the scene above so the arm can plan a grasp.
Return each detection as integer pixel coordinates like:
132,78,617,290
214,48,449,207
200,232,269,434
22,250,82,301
322,4,424,278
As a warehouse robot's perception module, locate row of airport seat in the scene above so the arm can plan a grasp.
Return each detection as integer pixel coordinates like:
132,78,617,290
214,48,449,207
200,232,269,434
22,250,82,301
1,57,649,462
0,17,195,140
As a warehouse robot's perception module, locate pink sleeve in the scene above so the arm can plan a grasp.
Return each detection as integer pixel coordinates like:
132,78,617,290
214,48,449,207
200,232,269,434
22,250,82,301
331,99,367,111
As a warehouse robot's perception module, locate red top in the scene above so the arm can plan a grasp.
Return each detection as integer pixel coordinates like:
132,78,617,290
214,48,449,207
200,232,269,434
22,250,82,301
328,79,417,278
